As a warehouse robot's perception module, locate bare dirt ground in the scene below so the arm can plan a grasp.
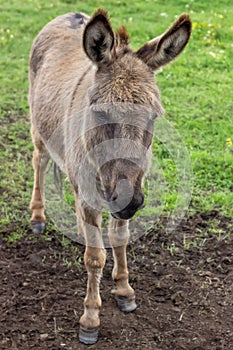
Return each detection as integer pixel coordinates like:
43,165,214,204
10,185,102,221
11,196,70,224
1,210,233,350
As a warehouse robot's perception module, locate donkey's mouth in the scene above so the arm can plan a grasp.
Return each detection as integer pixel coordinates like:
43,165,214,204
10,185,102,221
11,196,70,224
111,209,136,220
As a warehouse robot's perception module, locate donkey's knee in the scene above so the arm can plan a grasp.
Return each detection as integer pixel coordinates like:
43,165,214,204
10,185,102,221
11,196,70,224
84,247,106,270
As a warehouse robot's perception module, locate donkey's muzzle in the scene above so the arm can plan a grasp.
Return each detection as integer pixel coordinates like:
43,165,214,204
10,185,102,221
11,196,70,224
106,177,144,220
109,192,144,220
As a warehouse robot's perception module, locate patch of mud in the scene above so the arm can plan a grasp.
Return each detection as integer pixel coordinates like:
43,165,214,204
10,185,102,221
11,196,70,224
0,210,233,349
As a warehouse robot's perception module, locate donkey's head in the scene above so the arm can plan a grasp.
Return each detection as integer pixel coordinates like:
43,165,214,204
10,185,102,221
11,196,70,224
82,9,191,220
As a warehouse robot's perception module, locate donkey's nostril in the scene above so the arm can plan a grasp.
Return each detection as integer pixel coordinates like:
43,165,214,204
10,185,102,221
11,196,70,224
111,191,118,202
106,180,134,215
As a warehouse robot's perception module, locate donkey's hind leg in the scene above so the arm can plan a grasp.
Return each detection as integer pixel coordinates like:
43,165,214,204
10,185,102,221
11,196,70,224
30,127,49,233
108,218,137,312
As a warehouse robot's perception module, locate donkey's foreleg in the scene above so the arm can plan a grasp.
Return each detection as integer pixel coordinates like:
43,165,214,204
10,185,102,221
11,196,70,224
76,202,106,345
30,128,49,233
108,218,137,312
79,245,106,343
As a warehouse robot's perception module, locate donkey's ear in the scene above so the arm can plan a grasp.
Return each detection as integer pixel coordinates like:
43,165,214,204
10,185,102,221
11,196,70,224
83,9,115,64
136,14,191,70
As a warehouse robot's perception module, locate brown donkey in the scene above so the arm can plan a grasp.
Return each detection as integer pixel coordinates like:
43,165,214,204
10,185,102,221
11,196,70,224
29,9,191,344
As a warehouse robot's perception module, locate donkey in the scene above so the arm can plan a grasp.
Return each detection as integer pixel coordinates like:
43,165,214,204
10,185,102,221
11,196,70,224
29,9,191,344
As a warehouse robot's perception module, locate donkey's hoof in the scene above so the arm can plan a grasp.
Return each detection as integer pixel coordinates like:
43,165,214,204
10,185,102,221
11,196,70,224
116,295,137,312
31,221,45,234
79,326,99,345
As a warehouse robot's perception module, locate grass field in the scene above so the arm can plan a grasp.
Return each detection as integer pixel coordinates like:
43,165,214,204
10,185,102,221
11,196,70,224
0,0,232,240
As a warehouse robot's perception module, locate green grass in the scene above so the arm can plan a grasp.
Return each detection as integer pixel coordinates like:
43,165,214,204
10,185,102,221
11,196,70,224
0,0,232,238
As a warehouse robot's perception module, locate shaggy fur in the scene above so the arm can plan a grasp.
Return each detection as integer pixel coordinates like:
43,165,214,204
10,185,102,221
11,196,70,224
29,9,191,343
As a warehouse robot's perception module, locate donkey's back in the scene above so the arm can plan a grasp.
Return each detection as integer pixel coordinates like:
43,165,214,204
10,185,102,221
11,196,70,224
29,13,92,141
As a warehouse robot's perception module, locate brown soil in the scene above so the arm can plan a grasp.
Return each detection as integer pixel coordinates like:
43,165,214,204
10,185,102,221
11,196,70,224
1,210,233,350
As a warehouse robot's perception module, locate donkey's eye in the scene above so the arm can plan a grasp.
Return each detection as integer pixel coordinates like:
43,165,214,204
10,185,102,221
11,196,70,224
95,111,109,125
151,113,157,121
147,118,154,133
